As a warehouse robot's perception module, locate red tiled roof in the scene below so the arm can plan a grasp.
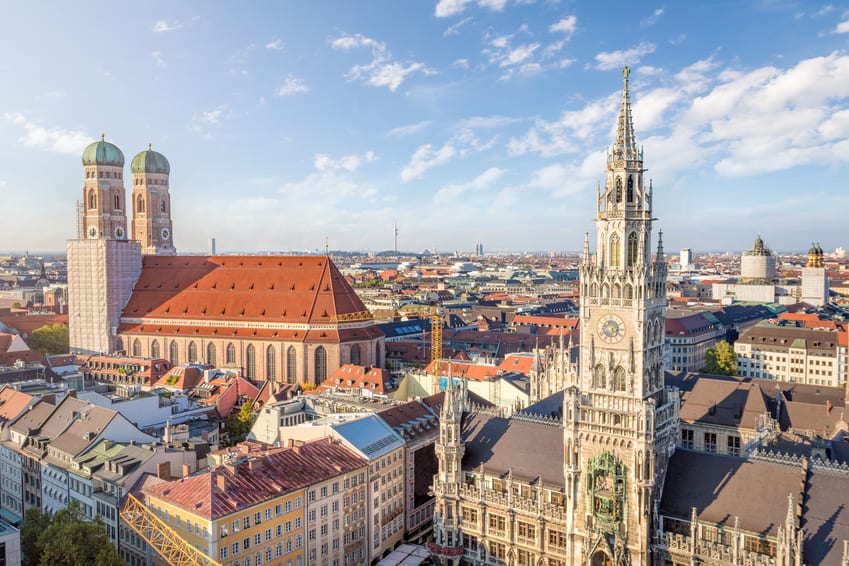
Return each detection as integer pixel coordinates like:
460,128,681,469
512,314,579,328
423,360,500,381
497,354,535,376
146,438,366,519
777,312,840,330
0,388,34,422
121,256,373,329
321,364,394,394
155,365,207,389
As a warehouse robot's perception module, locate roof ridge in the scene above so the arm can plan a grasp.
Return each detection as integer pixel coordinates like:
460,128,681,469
305,257,329,323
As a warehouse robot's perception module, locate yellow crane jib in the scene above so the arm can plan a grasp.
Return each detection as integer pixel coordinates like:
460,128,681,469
120,493,222,566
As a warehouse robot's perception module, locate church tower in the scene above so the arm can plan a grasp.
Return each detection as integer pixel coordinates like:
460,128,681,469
130,146,175,255
69,137,142,355
801,242,828,306
81,135,129,241
566,67,679,566
432,376,465,565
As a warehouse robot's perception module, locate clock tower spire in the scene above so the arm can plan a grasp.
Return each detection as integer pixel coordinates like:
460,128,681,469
567,67,679,566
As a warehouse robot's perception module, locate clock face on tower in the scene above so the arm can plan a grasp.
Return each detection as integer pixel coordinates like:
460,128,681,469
597,314,626,343
87,226,98,239
114,226,125,239
160,228,170,241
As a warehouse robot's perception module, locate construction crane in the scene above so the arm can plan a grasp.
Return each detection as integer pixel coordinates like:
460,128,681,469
121,493,222,566
429,304,443,393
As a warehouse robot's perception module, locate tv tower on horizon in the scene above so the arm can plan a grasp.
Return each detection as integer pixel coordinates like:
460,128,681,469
393,220,398,254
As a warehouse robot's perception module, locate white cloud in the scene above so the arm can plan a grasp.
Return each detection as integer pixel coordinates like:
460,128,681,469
198,107,227,125
274,75,309,96
435,0,474,17
401,143,457,182
834,19,849,33
499,43,540,67
314,151,376,172
191,105,229,139
331,33,431,92
549,16,577,39
3,113,91,155
444,16,473,36
640,8,665,27
265,38,284,50
452,58,470,69
386,121,432,137
152,20,182,33
151,51,166,69
434,167,507,203
594,42,656,70
457,115,520,129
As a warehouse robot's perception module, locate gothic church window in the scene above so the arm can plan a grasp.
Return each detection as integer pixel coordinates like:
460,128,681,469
627,233,638,267
593,364,606,389
169,341,179,365
226,343,236,365
137,195,145,213
613,367,626,392
207,343,216,366
615,178,622,203
161,199,167,213
245,345,256,379
88,190,96,209
287,346,297,383
375,342,382,366
266,345,277,381
315,346,327,383
132,339,141,357
188,342,197,363
609,234,621,267
627,176,634,202
151,340,160,358
350,344,361,366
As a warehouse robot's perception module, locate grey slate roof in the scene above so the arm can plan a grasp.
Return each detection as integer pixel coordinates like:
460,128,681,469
802,467,849,566
461,410,563,484
660,450,803,536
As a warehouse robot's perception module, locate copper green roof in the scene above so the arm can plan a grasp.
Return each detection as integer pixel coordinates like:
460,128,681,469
131,147,170,174
82,137,125,167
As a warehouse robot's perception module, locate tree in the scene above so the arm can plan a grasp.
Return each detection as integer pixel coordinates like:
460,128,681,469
26,323,69,355
22,502,121,566
225,400,256,445
21,508,50,566
701,340,738,376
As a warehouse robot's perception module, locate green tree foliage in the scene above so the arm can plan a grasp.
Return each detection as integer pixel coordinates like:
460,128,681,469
701,340,739,376
26,323,69,355
22,503,122,566
225,400,256,445
21,508,50,566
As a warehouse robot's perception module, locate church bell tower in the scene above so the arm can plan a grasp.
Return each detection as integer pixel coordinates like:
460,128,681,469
565,67,679,566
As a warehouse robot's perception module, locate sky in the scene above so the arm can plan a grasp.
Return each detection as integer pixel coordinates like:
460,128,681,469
2,1,849,255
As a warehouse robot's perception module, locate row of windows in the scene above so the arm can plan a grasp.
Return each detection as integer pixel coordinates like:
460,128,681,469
86,170,122,179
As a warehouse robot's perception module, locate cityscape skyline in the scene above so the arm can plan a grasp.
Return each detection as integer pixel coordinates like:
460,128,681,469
2,2,849,253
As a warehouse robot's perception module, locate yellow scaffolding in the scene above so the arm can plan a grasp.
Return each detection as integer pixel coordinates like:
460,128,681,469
329,310,374,323
430,306,443,393
120,493,221,566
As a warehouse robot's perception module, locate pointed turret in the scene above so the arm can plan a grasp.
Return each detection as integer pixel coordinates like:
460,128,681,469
582,232,591,264
656,229,665,262
613,66,639,162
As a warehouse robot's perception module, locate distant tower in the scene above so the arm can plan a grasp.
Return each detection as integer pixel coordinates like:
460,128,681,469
69,137,142,355
802,242,828,306
679,247,692,270
393,220,398,254
741,234,776,283
81,135,129,241
210,237,216,256
130,145,175,255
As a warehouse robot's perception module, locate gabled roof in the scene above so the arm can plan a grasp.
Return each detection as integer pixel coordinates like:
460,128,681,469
679,379,767,430
0,387,35,423
321,364,394,394
49,404,117,457
121,255,372,327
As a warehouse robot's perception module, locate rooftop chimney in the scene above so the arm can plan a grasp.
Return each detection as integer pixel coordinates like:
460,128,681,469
156,461,171,481
216,473,228,492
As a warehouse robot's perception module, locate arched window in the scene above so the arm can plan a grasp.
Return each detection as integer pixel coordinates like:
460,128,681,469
624,284,633,300
245,345,256,379
613,283,621,298
375,342,382,367
161,199,167,213
287,346,297,383
187,342,197,363
207,343,216,366
88,189,96,209
266,346,276,381
137,195,145,214
169,341,179,366
315,346,327,383
114,194,120,210
615,178,623,203
151,340,160,359
627,232,639,267
593,364,606,389
614,367,627,392
609,233,621,267
350,344,361,366
226,343,236,365
131,339,141,357
627,176,634,202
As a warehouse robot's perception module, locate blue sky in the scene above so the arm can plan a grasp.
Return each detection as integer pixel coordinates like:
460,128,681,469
2,1,849,254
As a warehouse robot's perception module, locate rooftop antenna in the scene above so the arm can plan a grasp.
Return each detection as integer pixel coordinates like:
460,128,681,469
325,237,329,256
393,219,398,254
